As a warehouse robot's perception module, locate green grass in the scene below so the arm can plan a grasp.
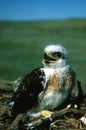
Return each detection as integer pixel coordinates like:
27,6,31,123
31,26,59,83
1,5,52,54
0,19,86,91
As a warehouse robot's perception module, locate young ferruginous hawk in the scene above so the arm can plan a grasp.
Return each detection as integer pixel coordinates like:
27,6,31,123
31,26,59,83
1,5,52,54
12,44,76,116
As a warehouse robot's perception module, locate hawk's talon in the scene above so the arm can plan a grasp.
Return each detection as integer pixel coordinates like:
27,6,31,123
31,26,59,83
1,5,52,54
41,110,54,117
74,104,78,109
66,104,71,109
66,104,78,109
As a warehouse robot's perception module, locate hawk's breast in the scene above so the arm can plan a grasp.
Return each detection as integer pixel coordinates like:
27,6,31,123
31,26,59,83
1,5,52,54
38,66,74,110
38,68,63,110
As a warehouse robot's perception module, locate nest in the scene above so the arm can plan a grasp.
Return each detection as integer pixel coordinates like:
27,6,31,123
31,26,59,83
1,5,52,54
0,80,86,130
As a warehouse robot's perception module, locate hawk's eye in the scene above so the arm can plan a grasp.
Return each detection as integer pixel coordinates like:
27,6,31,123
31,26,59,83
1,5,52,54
53,52,62,58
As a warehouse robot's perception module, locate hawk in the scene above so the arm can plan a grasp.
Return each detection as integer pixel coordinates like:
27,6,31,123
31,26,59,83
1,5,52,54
12,44,76,114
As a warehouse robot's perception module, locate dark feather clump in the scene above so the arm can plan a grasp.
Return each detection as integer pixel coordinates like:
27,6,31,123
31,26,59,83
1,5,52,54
12,68,45,114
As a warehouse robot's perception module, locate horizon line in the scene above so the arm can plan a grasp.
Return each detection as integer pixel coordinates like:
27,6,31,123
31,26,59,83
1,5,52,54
0,17,86,22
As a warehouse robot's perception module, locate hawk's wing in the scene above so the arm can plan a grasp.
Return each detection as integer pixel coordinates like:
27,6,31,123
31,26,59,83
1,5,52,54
12,68,45,114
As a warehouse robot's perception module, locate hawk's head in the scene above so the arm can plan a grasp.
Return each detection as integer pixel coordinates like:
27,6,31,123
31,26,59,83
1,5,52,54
43,44,68,68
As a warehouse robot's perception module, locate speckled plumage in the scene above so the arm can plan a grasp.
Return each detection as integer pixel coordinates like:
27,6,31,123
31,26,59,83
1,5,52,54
12,44,76,114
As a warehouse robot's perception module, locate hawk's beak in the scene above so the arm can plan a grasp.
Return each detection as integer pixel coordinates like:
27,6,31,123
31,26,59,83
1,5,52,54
44,51,58,64
46,51,51,56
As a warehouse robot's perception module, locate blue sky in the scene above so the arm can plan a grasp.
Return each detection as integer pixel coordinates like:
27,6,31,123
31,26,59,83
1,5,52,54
0,0,86,21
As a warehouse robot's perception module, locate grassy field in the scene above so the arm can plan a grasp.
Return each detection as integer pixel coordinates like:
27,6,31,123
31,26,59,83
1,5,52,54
0,19,86,91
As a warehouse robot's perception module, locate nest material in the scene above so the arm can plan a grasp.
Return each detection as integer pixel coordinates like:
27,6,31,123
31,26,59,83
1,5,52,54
0,80,86,130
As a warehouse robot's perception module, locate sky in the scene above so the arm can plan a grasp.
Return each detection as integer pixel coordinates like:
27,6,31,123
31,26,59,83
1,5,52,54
0,0,86,21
